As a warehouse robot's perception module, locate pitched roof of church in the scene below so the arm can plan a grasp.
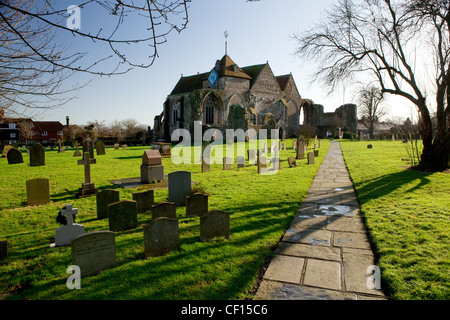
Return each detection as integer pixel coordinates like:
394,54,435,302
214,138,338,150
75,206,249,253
276,74,291,91
215,55,252,80
170,72,209,95
241,63,267,88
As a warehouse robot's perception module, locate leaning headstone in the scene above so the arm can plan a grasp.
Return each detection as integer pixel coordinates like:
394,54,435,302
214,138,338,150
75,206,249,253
30,143,45,166
82,138,95,159
223,157,232,170
168,171,191,206
141,150,164,183
200,211,230,242
0,241,7,261
7,148,23,164
143,218,179,258
95,140,106,156
151,202,176,220
186,193,208,217
71,231,115,278
108,200,138,232
288,157,297,168
96,189,120,219
132,190,154,214
248,149,256,165
307,152,315,165
53,204,85,247
26,178,50,205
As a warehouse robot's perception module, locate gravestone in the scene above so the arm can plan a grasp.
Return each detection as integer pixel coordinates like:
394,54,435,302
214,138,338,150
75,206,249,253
168,171,191,206
71,231,115,278
151,202,176,220
73,141,82,157
186,193,208,217
257,155,267,174
314,150,319,157
282,142,286,151
30,143,45,167
141,150,164,183
143,217,179,258
202,155,210,173
57,139,65,153
307,152,315,165
293,140,297,150
248,149,256,164
26,178,50,205
132,190,154,214
2,145,12,158
296,137,305,160
7,148,23,164
54,204,85,247
0,241,7,261
367,144,373,149
200,211,230,242
108,200,138,232
288,157,297,168
96,189,120,219
223,157,232,170
237,156,245,168
114,143,120,150
122,144,128,150
95,140,106,156
76,152,98,198
82,138,95,159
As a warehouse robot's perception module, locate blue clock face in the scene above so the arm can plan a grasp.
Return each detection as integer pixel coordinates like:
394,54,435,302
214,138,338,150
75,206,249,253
208,69,218,87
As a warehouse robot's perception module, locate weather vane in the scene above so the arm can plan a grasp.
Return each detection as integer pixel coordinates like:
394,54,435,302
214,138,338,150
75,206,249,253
224,30,229,55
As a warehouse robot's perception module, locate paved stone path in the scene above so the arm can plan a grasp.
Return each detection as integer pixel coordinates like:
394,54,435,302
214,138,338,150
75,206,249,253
254,141,386,300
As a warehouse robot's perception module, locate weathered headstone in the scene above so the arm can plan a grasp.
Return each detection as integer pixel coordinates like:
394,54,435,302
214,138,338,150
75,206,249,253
95,140,106,156
54,204,85,247
141,150,164,183
82,138,95,159
0,240,7,261
122,144,128,150
26,178,50,205
57,139,66,153
314,150,319,157
96,189,120,219
282,142,286,151
114,143,120,150
168,171,191,206
200,211,230,242
132,190,154,214
293,140,297,150
2,145,13,158
143,217,179,257
186,193,208,217
7,148,23,164
76,152,98,198
367,144,373,149
257,155,267,174
151,202,176,220
30,143,45,166
296,137,305,160
307,152,315,165
108,200,138,232
237,156,245,168
288,157,297,168
223,157,232,170
73,141,82,157
202,155,210,173
71,231,115,278
248,149,256,165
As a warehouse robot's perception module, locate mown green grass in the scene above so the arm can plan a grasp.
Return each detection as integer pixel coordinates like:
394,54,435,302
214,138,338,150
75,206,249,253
0,140,329,300
340,140,450,300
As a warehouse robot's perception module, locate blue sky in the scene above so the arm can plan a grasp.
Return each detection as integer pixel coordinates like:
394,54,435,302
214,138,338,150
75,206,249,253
44,0,415,127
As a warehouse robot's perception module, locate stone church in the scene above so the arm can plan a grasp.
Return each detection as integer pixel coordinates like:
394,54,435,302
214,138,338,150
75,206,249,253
153,55,357,141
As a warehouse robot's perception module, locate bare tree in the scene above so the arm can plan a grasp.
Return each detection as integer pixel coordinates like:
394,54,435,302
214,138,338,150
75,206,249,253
357,85,387,139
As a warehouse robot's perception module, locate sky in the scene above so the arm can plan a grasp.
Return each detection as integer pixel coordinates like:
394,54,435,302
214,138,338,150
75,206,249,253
40,0,417,127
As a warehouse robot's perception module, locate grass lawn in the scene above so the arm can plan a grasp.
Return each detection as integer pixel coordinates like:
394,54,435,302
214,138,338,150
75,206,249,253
340,140,450,300
0,140,329,300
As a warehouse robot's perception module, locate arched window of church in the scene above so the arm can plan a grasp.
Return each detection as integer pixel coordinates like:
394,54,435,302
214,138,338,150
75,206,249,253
204,95,215,125
172,103,180,125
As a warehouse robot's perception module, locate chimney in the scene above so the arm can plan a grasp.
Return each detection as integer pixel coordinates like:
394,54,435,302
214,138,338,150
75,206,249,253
0,108,4,120
66,116,70,126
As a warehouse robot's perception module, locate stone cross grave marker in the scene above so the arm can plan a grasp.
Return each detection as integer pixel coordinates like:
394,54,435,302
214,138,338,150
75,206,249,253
200,210,230,242
82,138,95,159
108,200,138,232
73,141,82,157
57,139,65,153
26,178,50,205
168,171,191,206
54,204,85,247
76,152,98,198
71,231,115,278
7,148,23,164
186,193,208,217
132,190,154,214
151,202,176,220
96,189,120,219
95,140,106,156
143,217,179,258
30,143,45,166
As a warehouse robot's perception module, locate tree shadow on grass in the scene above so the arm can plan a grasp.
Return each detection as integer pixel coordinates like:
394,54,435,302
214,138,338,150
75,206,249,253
353,168,432,205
